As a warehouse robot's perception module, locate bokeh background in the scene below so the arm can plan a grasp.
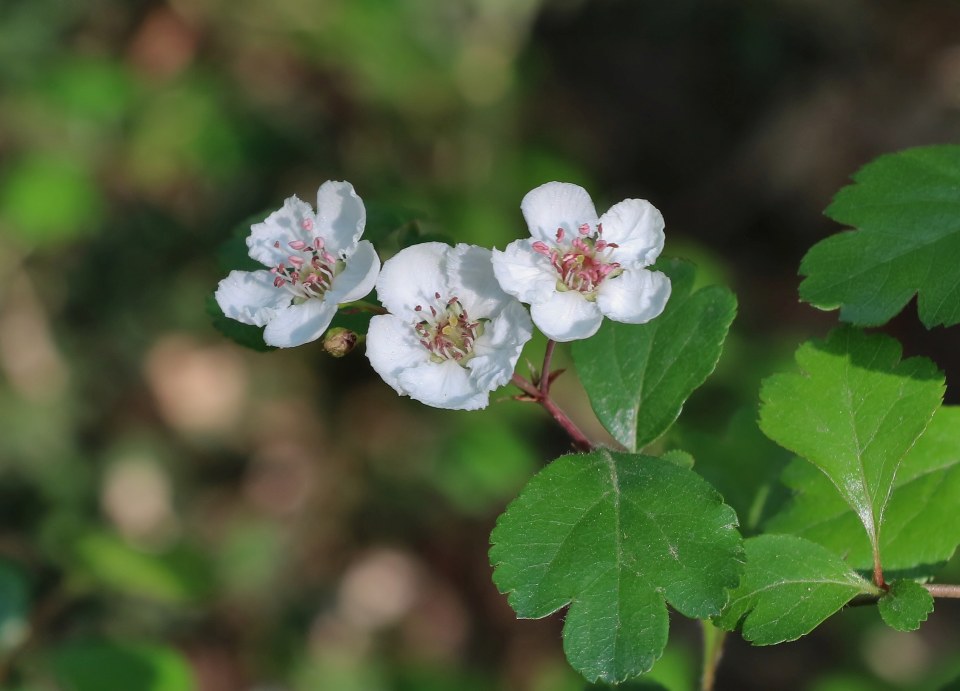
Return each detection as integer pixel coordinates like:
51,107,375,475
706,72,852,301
1,1,960,689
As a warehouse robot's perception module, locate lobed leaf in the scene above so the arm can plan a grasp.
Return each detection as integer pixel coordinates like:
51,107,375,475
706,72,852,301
490,450,743,684
799,144,960,328
768,406,960,572
878,579,933,632
572,259,737,451
715,534,878,645
759,327,944,563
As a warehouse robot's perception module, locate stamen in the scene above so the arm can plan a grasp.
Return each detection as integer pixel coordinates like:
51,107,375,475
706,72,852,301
412,294,485,366
539,221,622,297
268,233,342,300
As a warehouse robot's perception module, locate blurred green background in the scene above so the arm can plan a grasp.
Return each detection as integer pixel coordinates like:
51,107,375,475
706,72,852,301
1,1,960,689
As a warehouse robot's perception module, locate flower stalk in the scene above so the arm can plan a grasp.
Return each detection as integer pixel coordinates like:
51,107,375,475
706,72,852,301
512,340,593,452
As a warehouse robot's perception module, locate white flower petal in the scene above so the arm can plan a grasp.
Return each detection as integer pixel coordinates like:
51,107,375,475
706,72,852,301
446,243,510,317
398,360,490,410
315,180,366,256
215,270,291,326
599,198,665,266
326,240,381,304
530,290,603,342
521,182,599,242
597,268,671,325
491,241,558,304
247,195,316,267
263,299,338,348
366,314,431,395
469,301,533,392
375,242,449,318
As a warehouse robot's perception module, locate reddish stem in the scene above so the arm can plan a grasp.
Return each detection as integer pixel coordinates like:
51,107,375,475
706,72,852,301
872,544,886,590
540,339,557,396
511,339,593,452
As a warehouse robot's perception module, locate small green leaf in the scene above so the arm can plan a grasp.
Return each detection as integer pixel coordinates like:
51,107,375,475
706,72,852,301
800,144,960,328
768,406,960,572
878,580,933,632
759,327,944,564
572,259,737,451
660,449,694,469
47,641,196,691
715,534,878,645
490,450,743,684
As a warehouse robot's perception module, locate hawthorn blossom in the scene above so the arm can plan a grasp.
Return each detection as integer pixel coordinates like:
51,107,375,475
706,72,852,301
215,181,380,348
366,242,533,411
491,181,671,342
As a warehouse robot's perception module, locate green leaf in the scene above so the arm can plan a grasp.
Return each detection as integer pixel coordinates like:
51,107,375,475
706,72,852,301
799,144,960,328
759,327,944,564
660,449,695,469
585,682,669,691
47,641,196,691
572,259,737,451
715,534,878,645
768,406,960,572
878,579,933,632
490,450,743,684
0,559,29,652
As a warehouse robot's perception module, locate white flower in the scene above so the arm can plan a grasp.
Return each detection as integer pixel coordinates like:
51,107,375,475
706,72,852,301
491,181,671,342
366,242,533,411
215,181,381,348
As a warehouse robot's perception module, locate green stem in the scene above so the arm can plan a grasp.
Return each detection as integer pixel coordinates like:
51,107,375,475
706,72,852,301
700,619,727,691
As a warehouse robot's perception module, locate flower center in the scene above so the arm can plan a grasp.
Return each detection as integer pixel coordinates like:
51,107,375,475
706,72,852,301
270,233,344,302
532,223,621,299
414,293,485,365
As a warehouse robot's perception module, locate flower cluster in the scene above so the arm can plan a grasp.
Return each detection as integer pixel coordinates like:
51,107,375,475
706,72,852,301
216,181,671,409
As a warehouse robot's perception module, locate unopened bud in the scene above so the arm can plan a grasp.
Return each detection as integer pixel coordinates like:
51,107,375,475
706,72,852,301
322,327,358,357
